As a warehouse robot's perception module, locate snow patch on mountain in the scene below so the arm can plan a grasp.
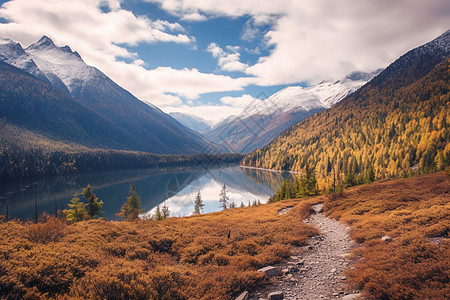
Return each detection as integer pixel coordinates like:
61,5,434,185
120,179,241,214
241,71,378,119
0,39,46,80
25,36,96,93
307,78,365,107
245,86,325,117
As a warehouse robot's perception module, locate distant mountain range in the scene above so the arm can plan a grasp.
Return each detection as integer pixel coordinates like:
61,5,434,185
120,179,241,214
169,112,212,133
204,70,381,153
242,30,450,188
0,36,209,155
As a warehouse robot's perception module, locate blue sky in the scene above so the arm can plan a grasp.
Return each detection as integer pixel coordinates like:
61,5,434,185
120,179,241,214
0,0,448,123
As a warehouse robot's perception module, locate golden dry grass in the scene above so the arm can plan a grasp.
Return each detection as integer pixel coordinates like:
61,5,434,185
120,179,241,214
0,198,318,300
324,172,450,300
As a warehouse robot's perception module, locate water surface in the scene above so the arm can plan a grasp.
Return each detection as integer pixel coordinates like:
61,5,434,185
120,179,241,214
0,165,293,220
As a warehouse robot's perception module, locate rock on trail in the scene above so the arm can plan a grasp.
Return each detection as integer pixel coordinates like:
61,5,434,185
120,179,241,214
249,203,362,300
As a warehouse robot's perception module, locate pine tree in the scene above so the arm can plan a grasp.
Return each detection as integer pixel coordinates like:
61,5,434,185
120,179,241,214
161,204,170,219
82,184,103,219
154,205,163,221
117,182,142,221
240,202,245,208
193,190,204,215
66,194,87,222
219,184,229,210
229,202,236,208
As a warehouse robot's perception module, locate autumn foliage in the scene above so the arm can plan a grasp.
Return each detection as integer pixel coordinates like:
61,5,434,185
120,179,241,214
0,198,317,299
324,172,450,299
243,59,450,190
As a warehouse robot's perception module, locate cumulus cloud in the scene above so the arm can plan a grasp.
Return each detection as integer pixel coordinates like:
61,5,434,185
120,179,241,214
148,0,450,85
0,0,253,106
162,104,244,125
241,20,260,42
161,94,262,124
1,0,448,117
207,43,248,72
220,94,261,108
180,12,207,22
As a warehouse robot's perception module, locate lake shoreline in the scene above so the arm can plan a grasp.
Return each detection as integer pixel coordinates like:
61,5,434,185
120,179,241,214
1,164,284,221
240,165,302,174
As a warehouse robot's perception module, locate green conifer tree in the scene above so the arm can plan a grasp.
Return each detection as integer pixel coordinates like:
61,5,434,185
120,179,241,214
154,205,163,221
118,183,142,221
161,204,170,219
66,194,87,222
193,190,205,215
82,184,103,219
219,184,229,210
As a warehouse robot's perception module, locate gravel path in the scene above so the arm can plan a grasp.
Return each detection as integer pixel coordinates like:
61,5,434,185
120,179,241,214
249,203,362,300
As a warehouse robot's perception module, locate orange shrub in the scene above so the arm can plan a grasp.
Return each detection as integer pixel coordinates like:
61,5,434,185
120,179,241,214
0,198,318,299
324,172,450,299
26,216,66,244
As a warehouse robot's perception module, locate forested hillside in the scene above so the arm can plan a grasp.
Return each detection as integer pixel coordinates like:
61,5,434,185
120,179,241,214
242,42,449,191
0,123,242,181
0,62,135,149
0,37,211,155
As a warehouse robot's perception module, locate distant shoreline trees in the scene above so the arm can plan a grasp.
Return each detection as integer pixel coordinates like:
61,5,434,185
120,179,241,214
270,166,318,202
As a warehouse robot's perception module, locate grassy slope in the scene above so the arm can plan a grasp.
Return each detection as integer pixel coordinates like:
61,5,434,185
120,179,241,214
0,199,318,300
323,171,449,299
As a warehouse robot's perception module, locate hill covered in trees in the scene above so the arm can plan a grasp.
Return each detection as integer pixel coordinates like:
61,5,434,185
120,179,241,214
0,122,241,181
242,31,450,191
0,36,211,155
0,60,240,180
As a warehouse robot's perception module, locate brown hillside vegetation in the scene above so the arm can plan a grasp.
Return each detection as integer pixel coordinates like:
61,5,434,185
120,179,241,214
0,199,318,299
324,172,450,299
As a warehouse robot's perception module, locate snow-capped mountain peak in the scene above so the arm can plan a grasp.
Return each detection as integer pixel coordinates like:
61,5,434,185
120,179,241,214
25,36,95,93
0,38,47,81
243,69,381,118
27,35,56,50
306,70,382,107
243,86,324,117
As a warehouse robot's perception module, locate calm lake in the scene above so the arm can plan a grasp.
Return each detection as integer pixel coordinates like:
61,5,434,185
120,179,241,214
0,165,294,221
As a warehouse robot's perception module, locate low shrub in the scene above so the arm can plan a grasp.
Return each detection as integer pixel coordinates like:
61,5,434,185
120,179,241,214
0,198,318,299
324,172,449,299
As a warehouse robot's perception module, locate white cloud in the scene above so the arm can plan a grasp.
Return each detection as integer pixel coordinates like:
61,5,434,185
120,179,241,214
162,104,244,125
241,20,260,42
220,94,261,108
180,12,207,22
207,42,248,72
148,0,450,85
1,0,448,120
0,0,254,106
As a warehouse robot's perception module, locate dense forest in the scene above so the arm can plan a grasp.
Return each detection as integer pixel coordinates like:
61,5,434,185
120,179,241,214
242,58,449,191
0,123,242,180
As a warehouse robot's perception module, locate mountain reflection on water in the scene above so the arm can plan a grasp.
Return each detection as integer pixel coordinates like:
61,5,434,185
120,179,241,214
0,165,294,220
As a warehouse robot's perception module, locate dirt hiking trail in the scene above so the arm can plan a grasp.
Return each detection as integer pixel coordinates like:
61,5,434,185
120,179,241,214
249,203,362,300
